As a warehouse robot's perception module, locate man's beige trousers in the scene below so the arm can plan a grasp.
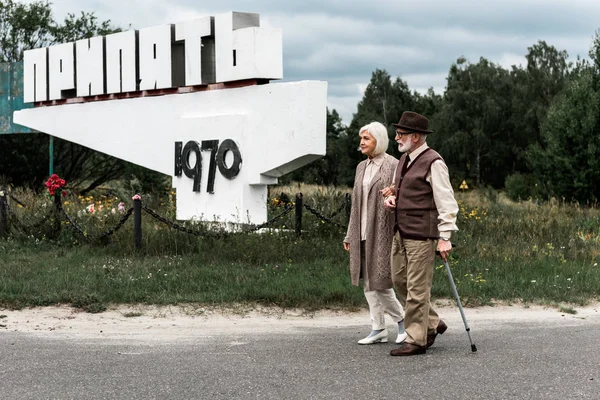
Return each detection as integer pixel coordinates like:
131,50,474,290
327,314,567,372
391,232,440,346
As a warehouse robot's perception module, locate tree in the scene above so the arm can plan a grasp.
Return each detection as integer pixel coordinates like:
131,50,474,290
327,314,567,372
509,41,571,174
528,68,600,202
0,0,53,63
527,33,600,202
339,69,443,186
50,11,125,43
413,87,443,119
0,1,122,62
347,70,416,170
0,0,133,192
432,57,514,188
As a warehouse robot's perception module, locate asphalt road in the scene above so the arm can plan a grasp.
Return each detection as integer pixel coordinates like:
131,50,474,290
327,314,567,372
1,308,599,400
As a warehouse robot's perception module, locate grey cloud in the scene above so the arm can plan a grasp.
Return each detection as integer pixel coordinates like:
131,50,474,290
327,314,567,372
35,0,600,123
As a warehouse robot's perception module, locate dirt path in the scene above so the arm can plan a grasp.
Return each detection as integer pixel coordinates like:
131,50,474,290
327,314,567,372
1,301,599,341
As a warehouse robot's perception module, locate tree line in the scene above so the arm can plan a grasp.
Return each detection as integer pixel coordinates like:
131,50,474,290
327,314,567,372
2,0,600,203
292,37,600,204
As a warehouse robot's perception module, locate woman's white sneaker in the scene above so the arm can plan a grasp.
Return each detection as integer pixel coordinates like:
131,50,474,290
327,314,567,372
358,329,388,345
396,332,408,344
396,320,407,343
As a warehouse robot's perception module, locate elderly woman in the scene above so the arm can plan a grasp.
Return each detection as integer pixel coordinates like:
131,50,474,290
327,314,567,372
344,121,407,345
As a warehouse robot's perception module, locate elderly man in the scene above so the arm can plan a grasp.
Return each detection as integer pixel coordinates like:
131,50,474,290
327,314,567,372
383,111,459,356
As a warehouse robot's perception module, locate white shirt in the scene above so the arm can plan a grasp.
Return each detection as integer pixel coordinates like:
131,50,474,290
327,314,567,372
406,143,459,239
360,152,384,240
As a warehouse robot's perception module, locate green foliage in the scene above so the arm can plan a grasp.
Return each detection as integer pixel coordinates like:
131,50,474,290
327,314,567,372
558,305,577,314
517,41,571,146
2,189,600,311
50,11,123,43
0,0,53,63
2,184,351,252
0,133,48,188
0,1,125,192
71,294,106,313
431,57,514,188
4,1,600,206
343,70,441,186
504,173,541,201
120,164,171,197
528,68,600,202
350,69,412,128
0,0,121,63
426,42,570,193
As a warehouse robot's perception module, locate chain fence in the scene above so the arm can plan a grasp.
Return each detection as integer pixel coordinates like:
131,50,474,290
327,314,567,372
142,202,296,237
0,188,351,248
55,197,135,240
303,202,348,229
1,188,47,233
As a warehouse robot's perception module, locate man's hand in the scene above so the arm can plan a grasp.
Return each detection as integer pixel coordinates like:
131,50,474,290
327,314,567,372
383,195,396,211
437,239,452,261
343,242,350,252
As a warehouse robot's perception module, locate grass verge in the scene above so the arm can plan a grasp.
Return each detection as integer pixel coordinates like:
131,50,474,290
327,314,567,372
2,188,600,312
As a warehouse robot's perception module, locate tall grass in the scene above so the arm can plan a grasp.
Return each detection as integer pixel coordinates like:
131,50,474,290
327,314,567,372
1,187,599,311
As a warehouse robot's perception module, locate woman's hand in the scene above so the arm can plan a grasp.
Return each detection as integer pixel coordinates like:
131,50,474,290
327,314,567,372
380,185,395,198
343,242,350,251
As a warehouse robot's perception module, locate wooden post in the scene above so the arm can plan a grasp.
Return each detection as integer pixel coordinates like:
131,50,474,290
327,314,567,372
345,193,352,224
295,193,303,237
52,192,62,237
133,195,142,249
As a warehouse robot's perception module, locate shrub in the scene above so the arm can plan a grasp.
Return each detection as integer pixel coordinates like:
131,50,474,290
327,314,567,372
504,173,544,201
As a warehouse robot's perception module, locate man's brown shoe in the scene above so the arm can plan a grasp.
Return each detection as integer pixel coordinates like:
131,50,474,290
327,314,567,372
426,319,448,348
390,343,426,356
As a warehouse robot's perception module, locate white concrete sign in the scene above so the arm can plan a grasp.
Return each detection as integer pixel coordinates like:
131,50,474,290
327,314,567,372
14,12,327,225
22,12,283,102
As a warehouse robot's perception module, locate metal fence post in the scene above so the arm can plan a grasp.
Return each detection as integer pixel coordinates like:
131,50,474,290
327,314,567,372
295,193,303,237
53,192,61,211
345,193,352,224
133,195,142,249
0,190,7,237
52,192,62,237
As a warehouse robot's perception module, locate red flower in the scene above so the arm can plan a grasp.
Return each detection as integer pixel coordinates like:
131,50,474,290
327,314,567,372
45,174,67,196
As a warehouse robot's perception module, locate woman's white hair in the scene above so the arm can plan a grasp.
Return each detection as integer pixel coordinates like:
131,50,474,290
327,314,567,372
359,121,389,156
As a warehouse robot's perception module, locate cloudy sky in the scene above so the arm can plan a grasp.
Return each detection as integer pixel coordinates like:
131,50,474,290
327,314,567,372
34,0,600,124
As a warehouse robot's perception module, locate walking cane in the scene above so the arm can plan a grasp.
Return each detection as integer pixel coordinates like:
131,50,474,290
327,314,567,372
442,259,478,352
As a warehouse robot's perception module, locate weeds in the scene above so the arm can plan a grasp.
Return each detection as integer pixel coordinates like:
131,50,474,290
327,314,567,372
122,311,143,318
558,306,577,314
1,188,599,311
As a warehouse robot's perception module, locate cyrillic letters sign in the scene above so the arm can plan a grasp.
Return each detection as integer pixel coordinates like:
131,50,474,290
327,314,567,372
22,12,283,102
14,12,327,225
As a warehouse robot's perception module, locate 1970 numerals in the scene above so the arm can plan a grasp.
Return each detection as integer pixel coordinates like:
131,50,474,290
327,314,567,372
174,139,242,193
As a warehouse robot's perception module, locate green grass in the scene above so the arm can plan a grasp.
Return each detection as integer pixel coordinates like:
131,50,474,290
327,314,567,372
1,188,600,312
558,305,577,314
0,235,365,311
122,311,143,318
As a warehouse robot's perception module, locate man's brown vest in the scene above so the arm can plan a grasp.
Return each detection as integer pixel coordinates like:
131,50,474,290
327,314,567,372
394,148,442,240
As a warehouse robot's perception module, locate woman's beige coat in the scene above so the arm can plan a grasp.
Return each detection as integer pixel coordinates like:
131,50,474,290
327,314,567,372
344,153,399,291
